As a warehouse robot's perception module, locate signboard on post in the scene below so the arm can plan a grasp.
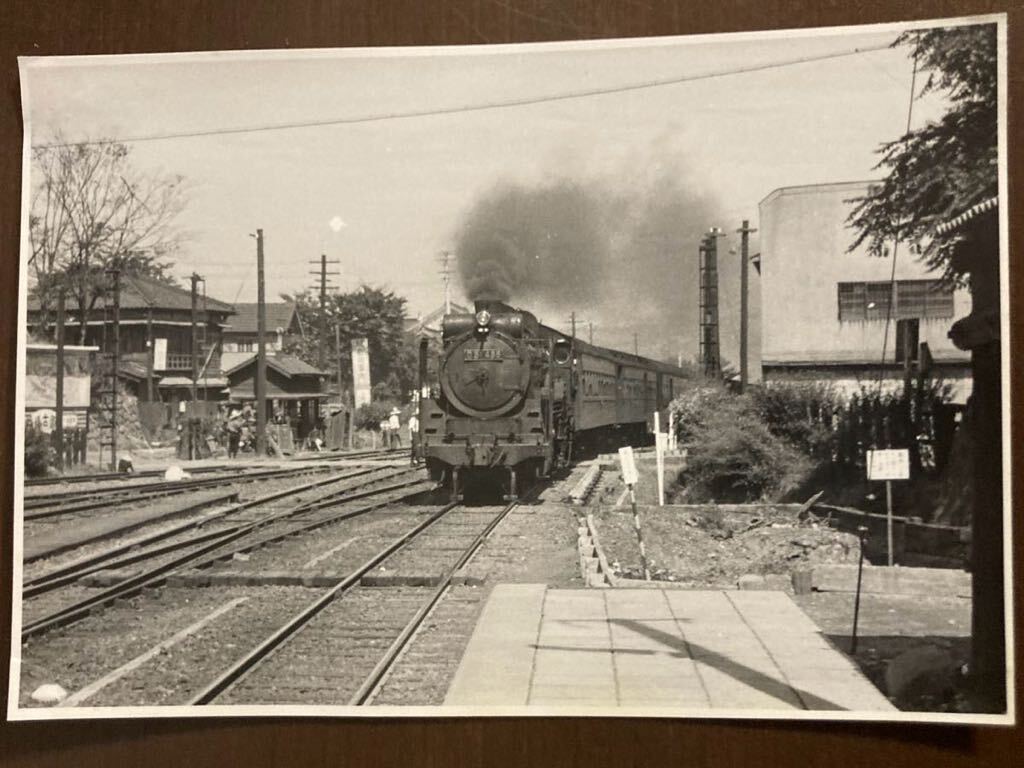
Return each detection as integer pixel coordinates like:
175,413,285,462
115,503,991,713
618,446,638,486
866,448,910,567
866,449,910,481
350,337,372,409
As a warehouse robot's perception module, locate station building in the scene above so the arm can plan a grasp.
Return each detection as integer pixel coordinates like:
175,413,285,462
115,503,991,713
221,301,303,370
755,180,972,401
26,273,236,405
225,353,331,444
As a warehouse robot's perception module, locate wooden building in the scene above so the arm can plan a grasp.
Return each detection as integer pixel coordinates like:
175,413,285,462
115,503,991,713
27,273,236,405
221,302,303,370
225,353,330,443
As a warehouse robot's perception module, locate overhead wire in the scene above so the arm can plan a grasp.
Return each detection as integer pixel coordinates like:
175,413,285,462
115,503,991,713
875,46,919,393
32,42,893,149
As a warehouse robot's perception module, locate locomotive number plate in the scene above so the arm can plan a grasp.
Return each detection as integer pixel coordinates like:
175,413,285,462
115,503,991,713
464,348,502,361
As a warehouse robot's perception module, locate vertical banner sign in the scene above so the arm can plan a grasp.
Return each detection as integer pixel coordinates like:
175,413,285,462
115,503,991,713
153,338,168,370
350,337,372,409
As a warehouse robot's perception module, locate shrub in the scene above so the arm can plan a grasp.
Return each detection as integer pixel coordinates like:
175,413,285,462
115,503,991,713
670,387,814,503
749,382,839,459
354,402,391,431
24,421,55,478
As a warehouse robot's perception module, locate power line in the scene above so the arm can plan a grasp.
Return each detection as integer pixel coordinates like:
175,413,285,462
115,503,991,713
33,43,893,149
876,47,919,392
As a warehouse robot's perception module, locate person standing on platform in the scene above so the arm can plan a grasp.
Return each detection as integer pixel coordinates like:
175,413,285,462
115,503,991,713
408,412,420,465
388,407,402,449
226,411,242,459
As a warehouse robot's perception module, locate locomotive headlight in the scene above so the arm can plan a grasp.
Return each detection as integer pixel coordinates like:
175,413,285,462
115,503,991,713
475,309,491,328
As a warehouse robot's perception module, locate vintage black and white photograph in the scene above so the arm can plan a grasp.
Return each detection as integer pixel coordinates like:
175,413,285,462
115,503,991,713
9,16,1012,722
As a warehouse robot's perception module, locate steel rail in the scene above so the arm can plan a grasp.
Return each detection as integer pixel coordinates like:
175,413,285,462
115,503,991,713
350,498,521,705
23,466,386,568
188,501,459,705
24,465,337,516
21,477,434,639
23,464,241,487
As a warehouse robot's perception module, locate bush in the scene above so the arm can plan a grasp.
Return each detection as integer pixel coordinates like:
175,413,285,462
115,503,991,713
354,402,391,432
670,386,815,503
749,382,839,459
24,422,55,478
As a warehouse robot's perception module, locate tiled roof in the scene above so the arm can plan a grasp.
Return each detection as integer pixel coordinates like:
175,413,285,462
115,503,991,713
27,273,234,314
226,303,298,334
225,353,325,378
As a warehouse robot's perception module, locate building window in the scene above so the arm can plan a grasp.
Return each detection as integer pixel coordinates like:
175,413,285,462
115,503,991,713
837,279,954,321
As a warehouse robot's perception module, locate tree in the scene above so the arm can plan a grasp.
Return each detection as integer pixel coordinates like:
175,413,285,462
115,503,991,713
847,25,997,280
29,139,187,343
848,24,1004,712
283,285,414,402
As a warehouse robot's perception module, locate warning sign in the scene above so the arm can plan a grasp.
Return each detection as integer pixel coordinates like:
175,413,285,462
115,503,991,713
866,449,910,481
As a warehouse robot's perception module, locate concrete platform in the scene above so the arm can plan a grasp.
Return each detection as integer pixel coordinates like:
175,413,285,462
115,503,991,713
445,585,895,712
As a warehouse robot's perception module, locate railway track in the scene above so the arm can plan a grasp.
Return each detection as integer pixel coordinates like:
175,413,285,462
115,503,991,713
189,497,521,706
21,467,435,640
23,464,242,488
22,462,391,519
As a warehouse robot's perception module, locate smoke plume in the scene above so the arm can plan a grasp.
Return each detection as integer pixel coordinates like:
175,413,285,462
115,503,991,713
454,160,730,362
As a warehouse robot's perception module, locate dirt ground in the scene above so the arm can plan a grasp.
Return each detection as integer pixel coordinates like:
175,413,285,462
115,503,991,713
795,591,972,712
592,504,860,585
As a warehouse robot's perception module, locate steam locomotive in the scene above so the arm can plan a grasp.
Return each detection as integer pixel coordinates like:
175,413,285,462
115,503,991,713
417,300,688,500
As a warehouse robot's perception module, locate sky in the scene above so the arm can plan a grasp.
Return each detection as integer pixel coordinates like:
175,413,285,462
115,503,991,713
21,21,957,363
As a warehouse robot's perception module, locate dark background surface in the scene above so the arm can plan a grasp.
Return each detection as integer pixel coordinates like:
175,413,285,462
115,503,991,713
1,1,1021,765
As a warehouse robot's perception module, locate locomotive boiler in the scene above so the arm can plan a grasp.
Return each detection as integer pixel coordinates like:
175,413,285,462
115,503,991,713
417,300,688,500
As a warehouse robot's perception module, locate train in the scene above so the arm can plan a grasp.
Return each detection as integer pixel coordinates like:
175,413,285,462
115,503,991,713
416,300,689,500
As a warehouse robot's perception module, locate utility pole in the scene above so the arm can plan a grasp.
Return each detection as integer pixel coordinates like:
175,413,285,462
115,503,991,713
440,250,453,314
737,219,757,393
190,272,201,404
146,306,155,402
255,230,267,456
309,253,340,370
589,322,594,345
55,287,66,472
634,332,639,356
568,311,576,340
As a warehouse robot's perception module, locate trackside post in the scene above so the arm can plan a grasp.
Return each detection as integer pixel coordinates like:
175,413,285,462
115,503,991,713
618,446,650,581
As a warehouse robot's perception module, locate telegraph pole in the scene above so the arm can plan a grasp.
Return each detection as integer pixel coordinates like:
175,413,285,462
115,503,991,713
589,322,594,345
255,230,267,456
568,311,577,340
440,251,453,314
55,287,66,472
310,253,340,370
190,273,201,404
737,220,757,393
634,332,639,356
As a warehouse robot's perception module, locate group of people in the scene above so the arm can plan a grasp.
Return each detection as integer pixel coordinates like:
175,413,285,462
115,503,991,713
379,406,420,463
221,404,256,459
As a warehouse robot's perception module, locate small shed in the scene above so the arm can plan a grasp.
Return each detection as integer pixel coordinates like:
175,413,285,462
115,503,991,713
226,353,330,443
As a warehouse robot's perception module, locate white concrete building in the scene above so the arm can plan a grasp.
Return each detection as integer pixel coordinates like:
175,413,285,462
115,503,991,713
757,181,971,400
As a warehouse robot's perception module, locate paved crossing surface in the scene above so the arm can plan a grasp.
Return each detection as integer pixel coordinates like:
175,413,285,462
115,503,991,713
446,585,894,711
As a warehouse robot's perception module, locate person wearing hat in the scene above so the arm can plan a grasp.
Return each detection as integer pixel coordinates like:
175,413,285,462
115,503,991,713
388,407,402,450
226,410,243,458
